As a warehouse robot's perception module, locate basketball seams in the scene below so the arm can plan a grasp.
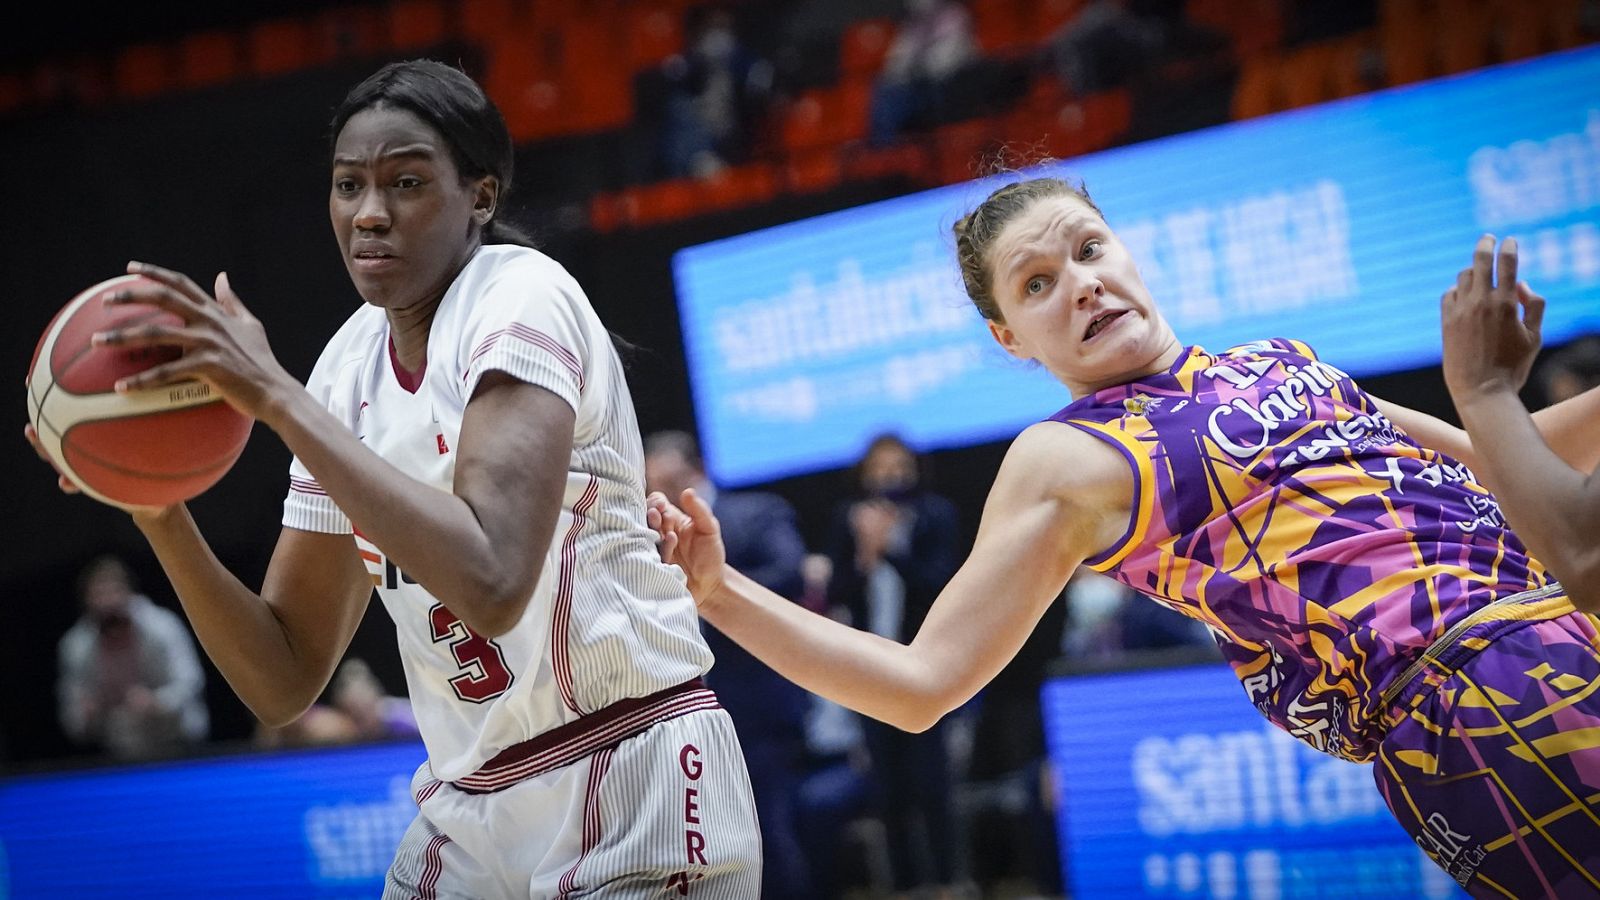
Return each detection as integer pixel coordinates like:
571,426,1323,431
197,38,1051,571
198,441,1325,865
25,274,250,507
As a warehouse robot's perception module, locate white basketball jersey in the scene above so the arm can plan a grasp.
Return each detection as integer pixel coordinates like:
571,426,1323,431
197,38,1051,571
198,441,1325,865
282,244,712,781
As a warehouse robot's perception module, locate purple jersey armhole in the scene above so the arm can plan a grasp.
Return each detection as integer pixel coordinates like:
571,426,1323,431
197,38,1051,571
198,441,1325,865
1057,418,1146,570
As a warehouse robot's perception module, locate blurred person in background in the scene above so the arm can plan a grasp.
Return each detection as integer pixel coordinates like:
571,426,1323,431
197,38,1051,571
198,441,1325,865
57,554,208,759
1538,334,1600,405
330,657,420,743
644,429,815,899
794,551,887,899
658,5,775,178
825,432,966,898
869,0,978,145
1061,568,1215,659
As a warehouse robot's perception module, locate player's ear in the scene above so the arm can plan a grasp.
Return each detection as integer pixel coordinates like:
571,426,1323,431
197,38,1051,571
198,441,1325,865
988,318,1027,361
472,176,498,226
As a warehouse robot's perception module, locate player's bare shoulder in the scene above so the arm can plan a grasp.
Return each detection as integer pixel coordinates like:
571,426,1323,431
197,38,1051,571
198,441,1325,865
991,421,1135,550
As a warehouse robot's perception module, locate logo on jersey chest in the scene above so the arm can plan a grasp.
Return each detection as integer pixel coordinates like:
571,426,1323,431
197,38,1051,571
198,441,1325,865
354,398,451,455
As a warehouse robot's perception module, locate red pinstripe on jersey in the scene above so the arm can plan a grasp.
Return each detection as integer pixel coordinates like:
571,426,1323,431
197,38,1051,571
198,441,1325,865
553,474,600,712
465,323,584,390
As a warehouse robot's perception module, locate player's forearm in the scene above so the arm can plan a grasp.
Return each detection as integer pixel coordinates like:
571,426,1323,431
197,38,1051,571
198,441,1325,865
1456,389,1600,611
264,389,534,637
699,567,955,731
131,506,326,724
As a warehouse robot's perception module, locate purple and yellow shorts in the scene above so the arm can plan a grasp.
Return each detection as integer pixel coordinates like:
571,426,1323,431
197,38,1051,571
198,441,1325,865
1374,585,1600,898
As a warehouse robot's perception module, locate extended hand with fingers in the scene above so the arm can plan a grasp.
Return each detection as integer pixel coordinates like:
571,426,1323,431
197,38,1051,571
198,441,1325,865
1441,234,1545,400
645,488,728,608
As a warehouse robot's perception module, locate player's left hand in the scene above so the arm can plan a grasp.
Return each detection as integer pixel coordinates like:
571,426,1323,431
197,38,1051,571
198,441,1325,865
645,489,728,610
91,261,297,424
1441,234,1544,400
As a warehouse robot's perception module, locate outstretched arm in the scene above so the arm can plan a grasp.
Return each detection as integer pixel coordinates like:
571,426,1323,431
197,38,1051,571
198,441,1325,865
649,422,1131,731
1439,235,1600,611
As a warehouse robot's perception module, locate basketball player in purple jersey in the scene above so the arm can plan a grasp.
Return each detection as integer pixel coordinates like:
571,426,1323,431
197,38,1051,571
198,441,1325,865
651,177,1600,895
27,60,760,897
1441,234,1600,614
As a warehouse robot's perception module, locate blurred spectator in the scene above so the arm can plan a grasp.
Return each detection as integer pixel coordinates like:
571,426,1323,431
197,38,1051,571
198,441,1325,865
826,432,965,896
1046,0,1166,94
657,6,775,178
254,659,419,750
254,703,359,750
962,592,1069,899
644,429,815,899
794,553,887,898
869,0,978,144
56,555,208,759
329,658,419,743
1061,568,1215,659
1538,334,1600,405
1285,0,1377,46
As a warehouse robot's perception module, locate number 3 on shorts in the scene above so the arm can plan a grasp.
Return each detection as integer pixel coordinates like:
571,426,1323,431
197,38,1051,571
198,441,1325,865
429,603,514,702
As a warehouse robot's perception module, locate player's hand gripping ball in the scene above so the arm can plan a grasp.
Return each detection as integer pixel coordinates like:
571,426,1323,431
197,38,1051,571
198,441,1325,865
26,274,252,509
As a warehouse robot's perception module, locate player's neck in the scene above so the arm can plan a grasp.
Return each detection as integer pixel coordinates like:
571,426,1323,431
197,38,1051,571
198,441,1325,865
386,302,439,372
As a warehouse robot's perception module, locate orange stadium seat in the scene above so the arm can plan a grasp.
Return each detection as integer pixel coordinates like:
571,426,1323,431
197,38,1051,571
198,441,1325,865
384,0,454,51
780,82,873,155
934,118,996,184
783,148,844,194
971,0,1030,53
842,141,934,184
1546,0,1584,48
524,0,584,27
1281,42,1337,108
1031,0,1085,37
1380,0,1435,85
1230,54,1281,120
1079,87,1130,149
311,5,387,62
700,162,780,211
176,31,242,90
246,18,316,78
460,0,519,44
631,178,704,226
1187,0,1282,59
628,6,684,72
562,15,634,132
779,91,831,154
484,29,568,141
840,19,894,78
1437,0,1493,74
113,43,176,99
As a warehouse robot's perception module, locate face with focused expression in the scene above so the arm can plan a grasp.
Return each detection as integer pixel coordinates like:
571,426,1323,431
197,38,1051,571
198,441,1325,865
330,104,495,312
984,194,1182,396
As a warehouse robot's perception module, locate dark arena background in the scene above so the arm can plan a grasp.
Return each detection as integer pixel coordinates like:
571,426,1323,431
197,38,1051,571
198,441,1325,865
2,1,1597,897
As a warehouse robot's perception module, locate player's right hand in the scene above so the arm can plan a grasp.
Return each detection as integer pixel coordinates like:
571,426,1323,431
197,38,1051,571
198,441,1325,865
645,488,728,610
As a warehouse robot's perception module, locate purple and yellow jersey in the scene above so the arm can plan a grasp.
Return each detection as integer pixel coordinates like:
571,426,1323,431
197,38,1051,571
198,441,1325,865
1050,338,1561,761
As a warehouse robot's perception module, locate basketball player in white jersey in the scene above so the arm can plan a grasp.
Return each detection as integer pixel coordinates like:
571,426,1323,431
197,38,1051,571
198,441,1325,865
26,59,760,897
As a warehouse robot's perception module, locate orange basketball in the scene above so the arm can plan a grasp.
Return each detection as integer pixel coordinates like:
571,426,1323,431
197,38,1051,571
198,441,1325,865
25,274,253,508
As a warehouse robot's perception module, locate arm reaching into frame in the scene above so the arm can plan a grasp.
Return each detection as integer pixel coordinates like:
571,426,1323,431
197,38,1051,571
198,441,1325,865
647,421,1132,732
1437,235,1600,612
